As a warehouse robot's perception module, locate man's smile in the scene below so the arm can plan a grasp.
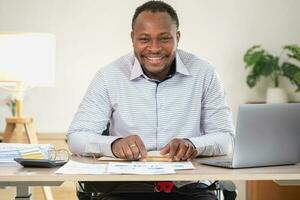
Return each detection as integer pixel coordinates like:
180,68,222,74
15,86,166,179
143,55,166,65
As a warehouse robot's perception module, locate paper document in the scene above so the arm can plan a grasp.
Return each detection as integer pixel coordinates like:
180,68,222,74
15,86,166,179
132,161,194,170
55,159,193,175
107,162,175,174
55,160,107,174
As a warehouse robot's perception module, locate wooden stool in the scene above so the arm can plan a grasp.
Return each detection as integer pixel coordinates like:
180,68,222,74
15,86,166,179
3,117,54,200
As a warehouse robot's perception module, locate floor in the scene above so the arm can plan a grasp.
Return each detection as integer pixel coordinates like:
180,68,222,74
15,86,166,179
0,181,77,200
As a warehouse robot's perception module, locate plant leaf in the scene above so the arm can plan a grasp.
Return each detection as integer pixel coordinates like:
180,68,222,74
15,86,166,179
293,71,300,92
244,45,264,66
284,45,300,62
246,74,257,88
282,62,300,91
261,55,278,76
282,62,299,79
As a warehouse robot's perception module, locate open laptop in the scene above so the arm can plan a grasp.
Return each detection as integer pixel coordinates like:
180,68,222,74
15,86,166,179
200,103,300,168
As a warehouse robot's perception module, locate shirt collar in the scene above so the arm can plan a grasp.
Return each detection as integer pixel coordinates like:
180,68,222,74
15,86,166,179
175,52,191,76
130,51,191,81
130,57,144,80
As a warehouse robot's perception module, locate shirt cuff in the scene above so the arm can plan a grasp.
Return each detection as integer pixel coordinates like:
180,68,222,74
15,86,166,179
83,134,122,157
187,132,233,157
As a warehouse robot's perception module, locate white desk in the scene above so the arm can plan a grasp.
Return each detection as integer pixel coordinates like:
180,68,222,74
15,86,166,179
1,157,300,199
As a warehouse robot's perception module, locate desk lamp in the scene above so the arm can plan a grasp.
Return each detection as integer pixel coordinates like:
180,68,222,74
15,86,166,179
0,33,56,200
0,33,56,144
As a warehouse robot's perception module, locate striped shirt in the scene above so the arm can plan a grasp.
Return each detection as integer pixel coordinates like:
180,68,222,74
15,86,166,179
67,49,235,159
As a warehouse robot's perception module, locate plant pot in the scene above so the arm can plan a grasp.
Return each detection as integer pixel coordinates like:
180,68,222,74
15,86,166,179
266,88,288,104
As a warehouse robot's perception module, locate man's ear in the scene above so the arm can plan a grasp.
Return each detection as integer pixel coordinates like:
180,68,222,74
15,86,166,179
176,31,181,44
131,31,134,44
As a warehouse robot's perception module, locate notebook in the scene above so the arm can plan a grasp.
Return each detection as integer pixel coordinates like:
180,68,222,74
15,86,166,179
200,103,300,168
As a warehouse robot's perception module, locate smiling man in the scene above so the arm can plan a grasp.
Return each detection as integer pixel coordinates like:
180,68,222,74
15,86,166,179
131,10,180,81
68,1,234,199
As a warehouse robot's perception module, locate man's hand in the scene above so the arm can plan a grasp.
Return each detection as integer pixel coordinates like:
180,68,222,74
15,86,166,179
111,135,147,160
160,138,198,161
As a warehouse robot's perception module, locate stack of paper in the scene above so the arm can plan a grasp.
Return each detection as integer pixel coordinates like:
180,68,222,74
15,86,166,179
0,143,53,162
19,147,45,159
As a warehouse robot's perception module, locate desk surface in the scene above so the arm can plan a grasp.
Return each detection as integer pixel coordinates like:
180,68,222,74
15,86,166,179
1,157,300,182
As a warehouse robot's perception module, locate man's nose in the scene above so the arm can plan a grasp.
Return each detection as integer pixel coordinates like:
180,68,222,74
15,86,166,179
148,40,161,52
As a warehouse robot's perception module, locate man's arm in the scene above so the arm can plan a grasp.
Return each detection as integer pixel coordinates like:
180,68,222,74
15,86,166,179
160,67,234,160
188,68,235,157
67,71,120,157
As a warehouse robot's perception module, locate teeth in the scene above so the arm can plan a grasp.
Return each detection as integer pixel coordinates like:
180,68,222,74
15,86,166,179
146,56,163,59
148,57,162,60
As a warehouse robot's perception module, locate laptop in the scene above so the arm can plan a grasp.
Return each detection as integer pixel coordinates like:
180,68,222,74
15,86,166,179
200,103,300,168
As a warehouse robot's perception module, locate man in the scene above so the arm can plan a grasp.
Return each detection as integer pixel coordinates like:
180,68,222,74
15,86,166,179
68,1,234,199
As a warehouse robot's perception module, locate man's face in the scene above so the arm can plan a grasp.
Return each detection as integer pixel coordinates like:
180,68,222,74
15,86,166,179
131,11,180,81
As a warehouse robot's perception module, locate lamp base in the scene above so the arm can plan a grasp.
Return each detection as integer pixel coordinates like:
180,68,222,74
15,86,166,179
3,117,38,144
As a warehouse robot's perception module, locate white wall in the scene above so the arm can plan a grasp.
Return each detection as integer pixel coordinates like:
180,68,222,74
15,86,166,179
1,0,300,132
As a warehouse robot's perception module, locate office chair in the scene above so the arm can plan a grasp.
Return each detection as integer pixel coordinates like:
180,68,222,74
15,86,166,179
77,181,237,200
215,181,238,200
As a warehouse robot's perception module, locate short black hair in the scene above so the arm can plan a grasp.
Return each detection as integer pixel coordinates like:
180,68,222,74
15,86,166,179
132,1,179,30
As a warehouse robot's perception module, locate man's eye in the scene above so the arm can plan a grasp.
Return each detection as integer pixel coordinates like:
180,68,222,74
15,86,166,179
139,38,149,43
160,37,171,43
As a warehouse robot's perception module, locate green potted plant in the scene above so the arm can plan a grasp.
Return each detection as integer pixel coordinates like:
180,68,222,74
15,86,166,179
5,97,16,116
243,44,300,103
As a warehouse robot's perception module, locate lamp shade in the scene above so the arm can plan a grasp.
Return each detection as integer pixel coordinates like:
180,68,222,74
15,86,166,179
0,33,56,87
